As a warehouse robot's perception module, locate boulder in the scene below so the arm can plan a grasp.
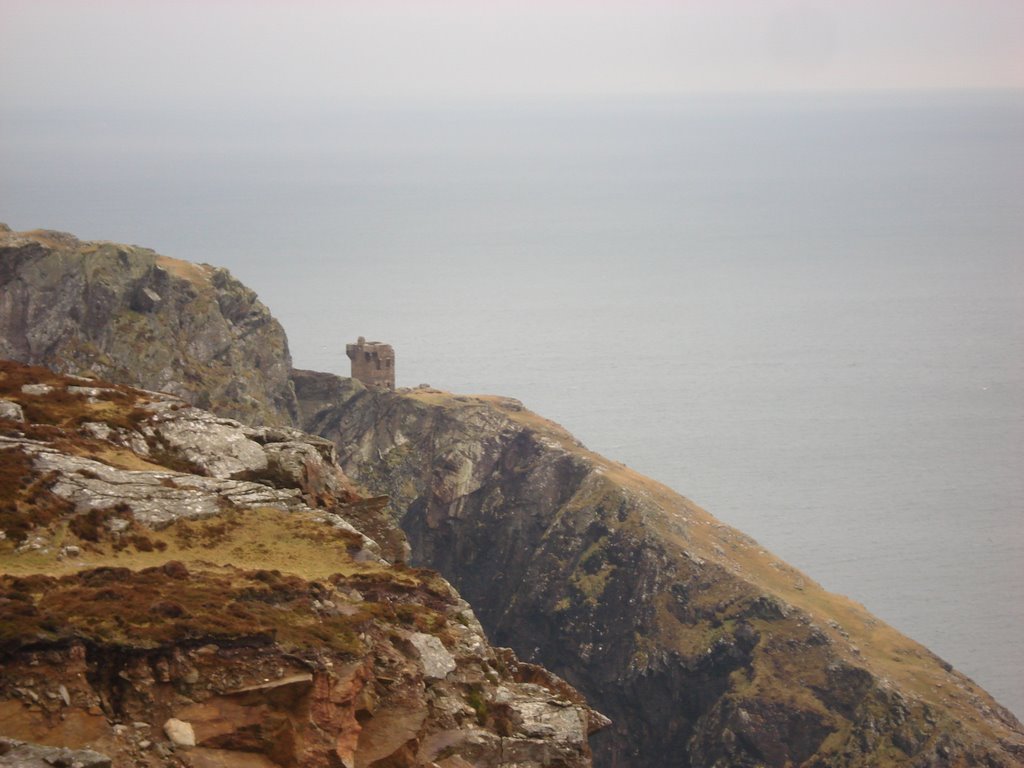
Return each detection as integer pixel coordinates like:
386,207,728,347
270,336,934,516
0,399,23,421
408,632,457,680
0,738,111,768
164,718,196,747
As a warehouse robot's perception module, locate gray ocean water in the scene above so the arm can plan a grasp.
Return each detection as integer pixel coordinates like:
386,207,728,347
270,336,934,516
2,91,1022,717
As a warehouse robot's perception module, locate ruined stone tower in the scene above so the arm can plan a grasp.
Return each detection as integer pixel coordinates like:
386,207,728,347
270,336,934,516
346,337,395,390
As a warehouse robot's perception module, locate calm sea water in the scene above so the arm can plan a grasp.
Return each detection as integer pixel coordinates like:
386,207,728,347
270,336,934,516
2,91,1022,717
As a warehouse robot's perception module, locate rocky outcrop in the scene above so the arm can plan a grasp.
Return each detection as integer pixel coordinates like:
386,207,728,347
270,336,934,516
6,227,1023,766
0,226,298,427
292,368,365,435
0,360,383,556
0,566,602,768
0,737,111,768
0,360,602,768
315,387,1024,768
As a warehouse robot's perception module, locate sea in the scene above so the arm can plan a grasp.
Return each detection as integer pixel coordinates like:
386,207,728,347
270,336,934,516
2,90,1022,718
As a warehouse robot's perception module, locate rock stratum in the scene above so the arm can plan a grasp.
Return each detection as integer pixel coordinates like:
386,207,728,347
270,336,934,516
0,360,602,767
317,387,1024,767
2,224,1023,767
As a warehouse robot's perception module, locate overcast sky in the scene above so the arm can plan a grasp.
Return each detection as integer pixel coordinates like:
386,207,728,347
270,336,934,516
1,0,1022,111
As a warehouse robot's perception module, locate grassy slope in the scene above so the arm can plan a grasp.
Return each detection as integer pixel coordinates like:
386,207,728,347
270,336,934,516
406,389,1020,753
0,361,446,648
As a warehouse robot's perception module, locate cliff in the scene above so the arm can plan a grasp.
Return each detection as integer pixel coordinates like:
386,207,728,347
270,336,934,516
312,386,1024,768
0,225,298,428
3,225,1023,767
0,360,602,767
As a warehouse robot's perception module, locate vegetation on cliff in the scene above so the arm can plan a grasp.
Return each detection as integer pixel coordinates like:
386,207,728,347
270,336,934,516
317,387,1024,768
0,359,602,767
3,225,1022,767
0,224,298,427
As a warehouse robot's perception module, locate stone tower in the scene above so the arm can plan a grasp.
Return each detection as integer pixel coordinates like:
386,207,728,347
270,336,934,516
346,336,395,390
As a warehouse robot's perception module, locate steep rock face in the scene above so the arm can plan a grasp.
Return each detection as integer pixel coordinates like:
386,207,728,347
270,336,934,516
0,361,602,768
316,388,1024,768
7,229,1023,766
0,567,601,768
0,225,298,427
293,368,365,433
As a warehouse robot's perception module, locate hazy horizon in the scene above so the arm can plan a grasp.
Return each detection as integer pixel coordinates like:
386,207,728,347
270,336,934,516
2,0,1023,114
2,0,1022,724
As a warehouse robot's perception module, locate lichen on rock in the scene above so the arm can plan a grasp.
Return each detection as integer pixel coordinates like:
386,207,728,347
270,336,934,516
0,227,298,427
0,359,603,768
317,387,1024,768
5,226,1022,768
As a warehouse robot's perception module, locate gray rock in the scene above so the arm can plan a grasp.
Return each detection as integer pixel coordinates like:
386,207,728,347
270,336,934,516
416,728,502,766
131,285,162,312
0,737,111,768
509,694,586,741
20,383,53,396
0,399,24,421
79,421,113,441
0,227,298,427
80,420,153,457
67,385,119,399
227,672,313,695
408,632,457,679
9,438,308,528
0,417,384,557
152,409,268,479
263,440,326,479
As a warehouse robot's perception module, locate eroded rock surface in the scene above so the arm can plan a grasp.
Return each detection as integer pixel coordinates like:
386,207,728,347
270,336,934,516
316,387,1024,768
7,227,1022,767
0,565,600,768
0,737,111,768
0,226,297,427
0,360,602,768
0,361,384,560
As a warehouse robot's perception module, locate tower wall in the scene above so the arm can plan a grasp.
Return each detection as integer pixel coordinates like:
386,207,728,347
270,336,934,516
346,337,395,390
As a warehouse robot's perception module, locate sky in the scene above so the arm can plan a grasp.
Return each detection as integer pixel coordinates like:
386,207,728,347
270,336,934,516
1,0,1022,112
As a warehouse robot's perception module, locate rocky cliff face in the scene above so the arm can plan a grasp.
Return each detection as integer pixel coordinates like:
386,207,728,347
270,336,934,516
5,227,1023,767
315,387,1024,768
0,225,298,427
0,361,602,768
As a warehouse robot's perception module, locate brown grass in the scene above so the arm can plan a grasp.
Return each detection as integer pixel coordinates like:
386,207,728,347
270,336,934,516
155,254,211,284
0,563,368,655
0,502,456,658
3,506,397,584
80,445,168,472
402,386,1020,744
0,360,122,399
0,450,75,543
0,361,154,439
